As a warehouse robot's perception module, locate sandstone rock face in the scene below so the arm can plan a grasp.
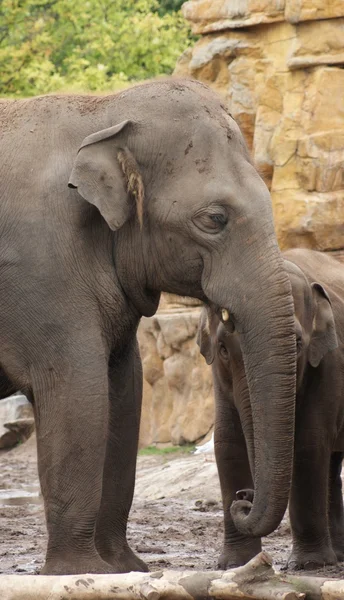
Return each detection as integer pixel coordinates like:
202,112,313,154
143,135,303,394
183,0,285,34
176,5,344,251
285,0,344,24
183,0,344,33
138,302,213,448
287,19,344,69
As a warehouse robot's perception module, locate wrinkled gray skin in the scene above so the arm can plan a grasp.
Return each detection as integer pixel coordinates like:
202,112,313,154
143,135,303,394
0,79,296,575
198,249,344,570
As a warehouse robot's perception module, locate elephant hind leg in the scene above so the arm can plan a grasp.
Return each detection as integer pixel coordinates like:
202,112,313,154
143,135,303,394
329,451,344,562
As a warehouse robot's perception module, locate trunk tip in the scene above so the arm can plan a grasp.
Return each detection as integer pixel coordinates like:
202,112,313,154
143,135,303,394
230,499,256,535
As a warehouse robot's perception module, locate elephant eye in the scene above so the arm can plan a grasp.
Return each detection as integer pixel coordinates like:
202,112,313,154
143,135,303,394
218,343,229,360
210,213,227,226
296,336,303,354
192,209,228,234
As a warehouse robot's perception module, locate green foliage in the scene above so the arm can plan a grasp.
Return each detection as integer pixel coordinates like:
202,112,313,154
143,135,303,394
156,0,185,14
0,0,193,97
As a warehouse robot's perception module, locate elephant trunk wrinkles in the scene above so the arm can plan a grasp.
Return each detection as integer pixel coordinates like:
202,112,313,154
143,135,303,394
230,256,296,537
204,235,296,538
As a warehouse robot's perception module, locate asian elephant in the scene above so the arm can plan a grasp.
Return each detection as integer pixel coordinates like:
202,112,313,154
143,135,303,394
0,79,296,575
198,248,344,570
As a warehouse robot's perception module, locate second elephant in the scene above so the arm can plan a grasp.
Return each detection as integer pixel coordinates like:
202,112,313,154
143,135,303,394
198,248,344,570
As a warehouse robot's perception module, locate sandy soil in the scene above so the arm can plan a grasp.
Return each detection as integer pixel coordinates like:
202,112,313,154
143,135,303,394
1,435,344,578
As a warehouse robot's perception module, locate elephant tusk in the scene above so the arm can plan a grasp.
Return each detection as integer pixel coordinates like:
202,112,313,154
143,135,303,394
221,308,230,322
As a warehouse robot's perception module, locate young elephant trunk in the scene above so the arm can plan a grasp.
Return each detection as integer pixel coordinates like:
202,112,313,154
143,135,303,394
205,243,296,538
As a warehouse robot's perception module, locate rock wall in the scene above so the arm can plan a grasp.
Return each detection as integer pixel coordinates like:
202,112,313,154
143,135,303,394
175,0,344,251
138,298,213,448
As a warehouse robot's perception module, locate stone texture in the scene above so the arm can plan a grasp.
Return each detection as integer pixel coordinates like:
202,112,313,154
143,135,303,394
176,8,344,251
182,0,285,34
287,19,344,69
273,190,344,251
285,0,344,24
268,67,344,249
138,306,213,447
182,0,344,34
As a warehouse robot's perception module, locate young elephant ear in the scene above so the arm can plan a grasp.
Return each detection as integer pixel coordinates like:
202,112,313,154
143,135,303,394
197,307,215,365
68,120,144,230
308,283,338,368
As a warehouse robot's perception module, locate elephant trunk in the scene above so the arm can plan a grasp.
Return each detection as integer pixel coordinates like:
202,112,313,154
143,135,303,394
204,240,296,538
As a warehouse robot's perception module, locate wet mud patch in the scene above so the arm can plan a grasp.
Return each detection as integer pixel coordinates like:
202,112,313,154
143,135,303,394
1,436,344,578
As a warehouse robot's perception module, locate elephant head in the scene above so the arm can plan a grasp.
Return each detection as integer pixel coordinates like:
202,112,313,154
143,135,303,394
68,79,296,538
285,260,338,386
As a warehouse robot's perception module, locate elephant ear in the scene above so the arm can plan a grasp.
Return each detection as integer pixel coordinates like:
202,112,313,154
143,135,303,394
197,307,215,365
68,120,144,230
308,283,338,368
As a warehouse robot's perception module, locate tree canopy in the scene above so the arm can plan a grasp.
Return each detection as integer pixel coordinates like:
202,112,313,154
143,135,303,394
0,0,193,97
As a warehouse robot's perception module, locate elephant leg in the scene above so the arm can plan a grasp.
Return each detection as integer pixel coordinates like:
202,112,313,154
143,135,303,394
215,398,261,569
33,340,112,575
329,452,344,561
95,341,148,572
288,441,336,569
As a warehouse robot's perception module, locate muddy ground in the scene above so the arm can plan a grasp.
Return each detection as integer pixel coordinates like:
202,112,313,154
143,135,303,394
1,435,344,578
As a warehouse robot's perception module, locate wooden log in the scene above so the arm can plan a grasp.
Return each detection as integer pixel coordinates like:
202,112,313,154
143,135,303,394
1,551,343,600
285,573,344,600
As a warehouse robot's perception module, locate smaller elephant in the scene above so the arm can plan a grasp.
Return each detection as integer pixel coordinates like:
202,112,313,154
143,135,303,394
198,249,344,570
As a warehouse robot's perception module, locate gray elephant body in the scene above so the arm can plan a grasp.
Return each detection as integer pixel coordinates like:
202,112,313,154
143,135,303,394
198,248,344,569
0,80,296,575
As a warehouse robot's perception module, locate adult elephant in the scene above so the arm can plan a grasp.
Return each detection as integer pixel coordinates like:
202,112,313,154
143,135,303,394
0,79,296,575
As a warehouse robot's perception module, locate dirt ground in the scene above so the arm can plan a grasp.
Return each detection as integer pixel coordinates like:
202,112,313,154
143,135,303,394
1,435,344,579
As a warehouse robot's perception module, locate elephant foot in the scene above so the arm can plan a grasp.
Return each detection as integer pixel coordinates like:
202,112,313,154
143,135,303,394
286,547,337,571
41,553,115,575
218,540,262,570
101,544,149,573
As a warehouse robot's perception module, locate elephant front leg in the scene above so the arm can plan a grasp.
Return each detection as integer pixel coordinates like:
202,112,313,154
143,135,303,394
215,399,261,569
288,441,337,570
95,342,148,573
329,452,344,562
33,344,113,575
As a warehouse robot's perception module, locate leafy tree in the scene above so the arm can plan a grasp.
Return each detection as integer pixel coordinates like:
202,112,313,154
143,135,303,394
0,0,193,97
156,0,184,15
